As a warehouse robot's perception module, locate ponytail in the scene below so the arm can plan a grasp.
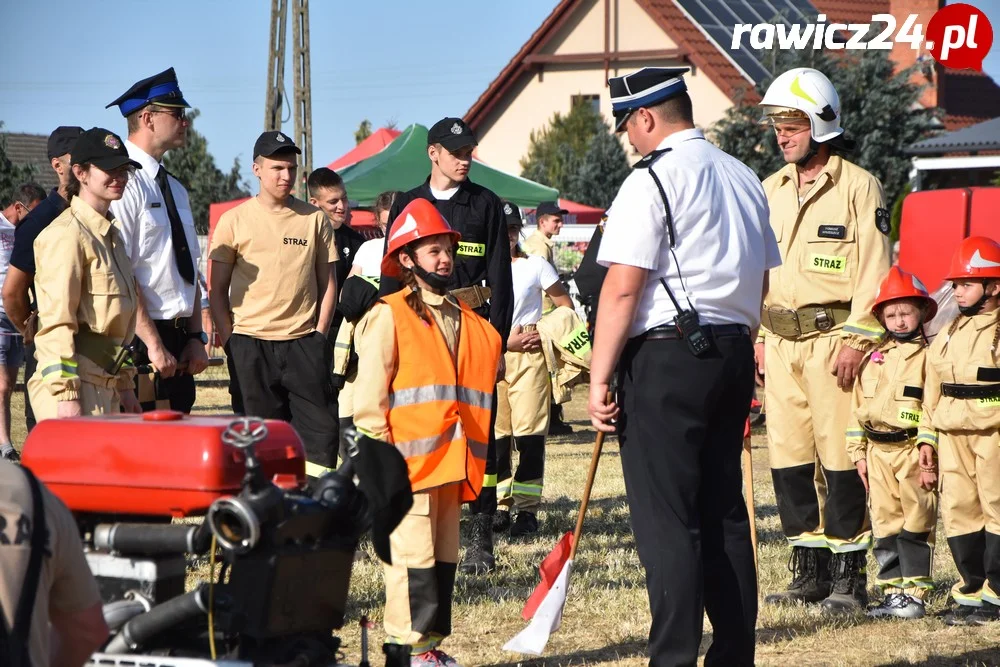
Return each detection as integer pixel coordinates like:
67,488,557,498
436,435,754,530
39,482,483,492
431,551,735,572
399,265,430,324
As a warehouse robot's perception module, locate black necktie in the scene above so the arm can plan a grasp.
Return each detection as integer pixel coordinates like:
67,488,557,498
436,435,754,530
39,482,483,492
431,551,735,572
155,166,195,284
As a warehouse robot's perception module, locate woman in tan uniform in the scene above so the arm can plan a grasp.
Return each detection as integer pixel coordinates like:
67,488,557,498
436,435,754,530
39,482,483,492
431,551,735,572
28,127,141,420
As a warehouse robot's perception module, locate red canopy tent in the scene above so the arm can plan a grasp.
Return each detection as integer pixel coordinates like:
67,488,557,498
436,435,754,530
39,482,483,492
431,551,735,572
328,127,401,171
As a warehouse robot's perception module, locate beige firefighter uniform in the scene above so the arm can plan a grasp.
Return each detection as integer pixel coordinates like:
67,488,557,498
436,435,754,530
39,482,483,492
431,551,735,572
334,320,358,420
846,338,936,599
536,305,591,404
353,288,462,651
522,229,557,313
0,461,103,667
28,197,138,421
495,329,550,512
918,311,1000,607
761,154,891,551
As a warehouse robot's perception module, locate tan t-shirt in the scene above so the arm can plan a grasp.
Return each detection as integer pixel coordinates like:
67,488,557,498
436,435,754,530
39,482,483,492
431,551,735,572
209,197,338,340
0,462,102,667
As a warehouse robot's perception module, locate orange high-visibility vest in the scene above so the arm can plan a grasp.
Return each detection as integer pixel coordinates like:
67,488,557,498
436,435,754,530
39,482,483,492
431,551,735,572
384,290,501,501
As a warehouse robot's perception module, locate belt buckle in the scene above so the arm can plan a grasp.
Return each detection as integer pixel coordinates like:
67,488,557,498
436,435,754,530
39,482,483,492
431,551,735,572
814,308,833,332
766,307,801,339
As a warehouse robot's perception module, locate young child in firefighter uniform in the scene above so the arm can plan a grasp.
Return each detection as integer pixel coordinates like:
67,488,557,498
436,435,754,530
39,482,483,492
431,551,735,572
353,199,501,667
846,266,938,620
919,236,1000,626
493,203,573,538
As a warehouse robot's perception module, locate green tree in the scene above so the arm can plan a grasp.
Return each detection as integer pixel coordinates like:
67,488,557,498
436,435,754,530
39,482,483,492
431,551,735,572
162,110,249,235
709,48,939,219
355,119,373,145
0,121,39,206
520,99,630,209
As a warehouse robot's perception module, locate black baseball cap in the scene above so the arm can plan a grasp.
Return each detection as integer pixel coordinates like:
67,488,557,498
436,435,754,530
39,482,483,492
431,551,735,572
427,117,477,151
502,201,522,227
70,128,142,171
536,201,568,217
47,126,84,160
253,130,301,159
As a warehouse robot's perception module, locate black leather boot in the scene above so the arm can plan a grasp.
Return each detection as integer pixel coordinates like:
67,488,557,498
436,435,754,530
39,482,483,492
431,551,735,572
764,546,832,605
821,551,869,614
459,513,495,574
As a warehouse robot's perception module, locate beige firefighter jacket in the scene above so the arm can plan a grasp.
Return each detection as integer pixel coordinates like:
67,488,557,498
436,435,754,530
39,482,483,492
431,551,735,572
536,305,591,404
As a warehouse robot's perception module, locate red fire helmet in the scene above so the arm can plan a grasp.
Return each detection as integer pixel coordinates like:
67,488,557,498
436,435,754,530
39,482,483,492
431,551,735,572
872,265,937,321
945,236,1000,281
381,199,462,278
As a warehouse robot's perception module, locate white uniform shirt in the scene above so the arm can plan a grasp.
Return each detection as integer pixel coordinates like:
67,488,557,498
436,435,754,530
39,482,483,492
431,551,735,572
511,254,560,328
0,212,14,313
353,238,384,277
598,129,780,337
109,140,200,320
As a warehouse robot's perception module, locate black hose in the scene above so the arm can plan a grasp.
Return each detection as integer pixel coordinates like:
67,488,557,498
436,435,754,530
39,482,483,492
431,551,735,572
102,599,148,631
103,586,209,654
94,521,212,555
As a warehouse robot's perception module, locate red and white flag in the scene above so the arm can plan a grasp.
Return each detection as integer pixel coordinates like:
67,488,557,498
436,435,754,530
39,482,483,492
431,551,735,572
503,532,575,655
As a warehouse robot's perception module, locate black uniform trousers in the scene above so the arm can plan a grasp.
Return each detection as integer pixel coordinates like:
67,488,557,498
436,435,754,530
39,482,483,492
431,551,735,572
618,328,757,667
227,331,339,469
139,321,196,413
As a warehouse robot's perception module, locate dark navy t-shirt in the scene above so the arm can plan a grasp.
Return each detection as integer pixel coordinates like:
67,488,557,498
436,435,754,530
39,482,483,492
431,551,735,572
10,189,69,275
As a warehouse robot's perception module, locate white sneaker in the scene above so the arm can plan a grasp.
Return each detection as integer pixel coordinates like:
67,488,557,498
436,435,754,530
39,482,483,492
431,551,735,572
867,593,925,619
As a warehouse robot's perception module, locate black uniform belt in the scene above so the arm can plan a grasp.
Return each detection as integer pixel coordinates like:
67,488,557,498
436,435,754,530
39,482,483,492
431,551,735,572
941,382,1000,399
450,286,491,309
155,317,190,329
863,424,917,443
642,323,750,341
761,303,851,339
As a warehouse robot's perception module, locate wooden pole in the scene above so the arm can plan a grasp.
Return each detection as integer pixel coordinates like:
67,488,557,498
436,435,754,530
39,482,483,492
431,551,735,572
743,434,758,575
569,427,607,561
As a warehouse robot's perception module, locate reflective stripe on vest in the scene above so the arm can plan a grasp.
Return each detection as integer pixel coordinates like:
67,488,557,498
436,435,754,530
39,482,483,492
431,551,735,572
383,290,501,501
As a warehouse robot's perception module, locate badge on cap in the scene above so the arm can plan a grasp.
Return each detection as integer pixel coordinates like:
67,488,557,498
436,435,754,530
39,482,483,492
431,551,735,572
451,123,463,135
875,207,891,236
504,203,512,215
104,134,121,150
276,133,285,143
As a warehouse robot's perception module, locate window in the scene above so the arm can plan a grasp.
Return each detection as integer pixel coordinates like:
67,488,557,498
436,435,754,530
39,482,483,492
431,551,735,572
571,94,600,115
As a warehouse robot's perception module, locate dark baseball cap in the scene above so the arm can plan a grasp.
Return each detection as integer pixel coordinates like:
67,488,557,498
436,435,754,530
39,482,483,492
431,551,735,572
253,130,301,159
536,201,568,217
502,201,522,227
70,128,142,171
427,117,477,151
47,126,84,159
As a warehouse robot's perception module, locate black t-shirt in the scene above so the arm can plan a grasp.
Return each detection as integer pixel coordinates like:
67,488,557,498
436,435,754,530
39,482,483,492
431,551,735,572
10,189,69,276
333,222,367,291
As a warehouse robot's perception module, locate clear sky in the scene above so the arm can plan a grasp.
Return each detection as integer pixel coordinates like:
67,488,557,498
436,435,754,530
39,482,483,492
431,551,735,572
2,0,999,194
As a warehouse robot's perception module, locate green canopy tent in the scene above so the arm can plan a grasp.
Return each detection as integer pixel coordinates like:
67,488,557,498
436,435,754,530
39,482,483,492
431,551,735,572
338,123,559,208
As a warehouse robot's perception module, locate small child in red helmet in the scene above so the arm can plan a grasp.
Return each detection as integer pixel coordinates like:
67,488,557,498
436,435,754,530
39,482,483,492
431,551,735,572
919,236,1000,626
846,266,938,620
352,198,501,667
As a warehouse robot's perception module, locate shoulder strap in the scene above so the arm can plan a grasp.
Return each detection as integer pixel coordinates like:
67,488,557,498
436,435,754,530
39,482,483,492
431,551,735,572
634,148,676,248
1,465,47,667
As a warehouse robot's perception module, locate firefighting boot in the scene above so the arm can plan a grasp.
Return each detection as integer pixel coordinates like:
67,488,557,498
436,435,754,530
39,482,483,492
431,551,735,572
821,551,869,615
941,604,980,626
509,511,539,538
967,601,1000,625
548,403,573,436
493,509,512,533
764,546,832,605
383,643,412,667
459,513,495,574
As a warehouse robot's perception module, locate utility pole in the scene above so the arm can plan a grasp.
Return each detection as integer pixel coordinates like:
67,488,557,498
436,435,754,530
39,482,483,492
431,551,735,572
265,0,312,200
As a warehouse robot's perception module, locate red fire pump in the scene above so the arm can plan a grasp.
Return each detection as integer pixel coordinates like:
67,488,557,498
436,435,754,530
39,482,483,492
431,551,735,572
22,411,372,666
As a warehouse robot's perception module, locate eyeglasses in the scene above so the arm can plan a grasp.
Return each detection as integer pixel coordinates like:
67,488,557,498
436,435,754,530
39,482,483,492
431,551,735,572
772,124,811,139
148,108,186,121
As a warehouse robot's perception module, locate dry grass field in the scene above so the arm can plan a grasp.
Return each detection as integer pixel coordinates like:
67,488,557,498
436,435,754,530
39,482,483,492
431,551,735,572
11,380,1000,666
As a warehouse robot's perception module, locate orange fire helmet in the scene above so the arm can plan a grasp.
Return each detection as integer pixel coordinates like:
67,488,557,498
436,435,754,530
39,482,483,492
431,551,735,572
872,266,937,321
381,199,462,278
946,236,1000,281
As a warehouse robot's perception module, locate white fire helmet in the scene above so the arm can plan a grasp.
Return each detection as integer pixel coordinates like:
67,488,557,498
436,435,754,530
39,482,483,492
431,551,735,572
759,67,843,143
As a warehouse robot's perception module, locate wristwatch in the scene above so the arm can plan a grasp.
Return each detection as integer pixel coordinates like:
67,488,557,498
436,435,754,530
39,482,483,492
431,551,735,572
189,331,209,345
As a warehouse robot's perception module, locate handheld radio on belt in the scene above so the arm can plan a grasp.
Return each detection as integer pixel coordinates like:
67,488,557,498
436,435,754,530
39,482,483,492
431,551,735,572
634,147,710,357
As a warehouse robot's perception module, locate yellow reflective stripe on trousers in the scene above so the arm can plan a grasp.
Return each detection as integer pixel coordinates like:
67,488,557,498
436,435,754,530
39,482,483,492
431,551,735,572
457,242,486,257
389,384,493,411
903,576,934,590
497,478,513,495
827,534,872,553
40,358,79,380
482,473,498,488
306,461,335,478
512,482,543,497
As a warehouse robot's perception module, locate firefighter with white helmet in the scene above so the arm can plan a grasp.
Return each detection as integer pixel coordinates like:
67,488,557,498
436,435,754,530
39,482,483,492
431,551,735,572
756,67,891,613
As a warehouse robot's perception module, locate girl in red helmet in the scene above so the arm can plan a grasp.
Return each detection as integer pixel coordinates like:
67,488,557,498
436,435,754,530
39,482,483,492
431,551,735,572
846,266,938,620
352,198,501,667
919,236,1000,626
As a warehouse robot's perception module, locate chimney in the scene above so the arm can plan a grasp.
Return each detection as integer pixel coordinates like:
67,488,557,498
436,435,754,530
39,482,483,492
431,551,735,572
888,0,944,108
